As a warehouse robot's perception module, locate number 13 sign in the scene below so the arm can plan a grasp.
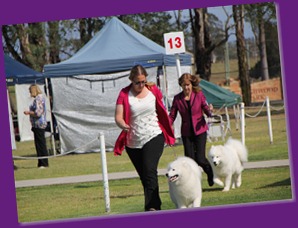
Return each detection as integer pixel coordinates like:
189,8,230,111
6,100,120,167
164,31,186,55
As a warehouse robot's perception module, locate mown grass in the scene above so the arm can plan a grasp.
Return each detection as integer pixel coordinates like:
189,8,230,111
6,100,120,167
16,167,292,223
13,112,289,181
13,109,293,223
11,56,290,223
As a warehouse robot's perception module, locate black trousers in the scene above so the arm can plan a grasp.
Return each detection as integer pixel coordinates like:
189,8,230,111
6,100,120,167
125,133,164,211
182,131,213,175
32,127,49,167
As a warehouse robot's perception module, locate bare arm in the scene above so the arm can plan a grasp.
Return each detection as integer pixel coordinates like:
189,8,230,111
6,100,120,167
115,104,130,131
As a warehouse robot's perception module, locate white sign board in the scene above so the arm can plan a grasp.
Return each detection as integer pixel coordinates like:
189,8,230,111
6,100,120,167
164,32,186,55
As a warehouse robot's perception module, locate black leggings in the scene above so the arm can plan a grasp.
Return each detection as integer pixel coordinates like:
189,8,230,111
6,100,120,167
182,131,212,174
32,127,49,167
125,133,164,211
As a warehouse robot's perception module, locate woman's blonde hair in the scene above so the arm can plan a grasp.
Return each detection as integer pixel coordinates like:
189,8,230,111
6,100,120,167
178,73,201,93
129,64,155,87
29,84,43,97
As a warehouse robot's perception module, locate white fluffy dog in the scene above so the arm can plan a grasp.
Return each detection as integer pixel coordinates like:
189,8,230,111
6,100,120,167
166,156,203,209
208,138,248,192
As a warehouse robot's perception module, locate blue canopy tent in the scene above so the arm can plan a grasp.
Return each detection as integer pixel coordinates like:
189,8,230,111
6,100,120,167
4,54,44,85
41,17,194,154
41,17,244,153
4,54,45,150
4,54,55,150
43,17,192,77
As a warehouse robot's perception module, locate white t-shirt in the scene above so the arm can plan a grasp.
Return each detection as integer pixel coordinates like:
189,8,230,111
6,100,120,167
126,90,162,148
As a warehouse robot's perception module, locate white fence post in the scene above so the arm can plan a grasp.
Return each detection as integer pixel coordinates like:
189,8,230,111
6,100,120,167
99,133,110,213
240,102,245,145
266,96,274,144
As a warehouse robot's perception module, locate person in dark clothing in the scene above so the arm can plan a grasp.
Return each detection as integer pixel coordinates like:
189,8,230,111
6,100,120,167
24,84,49,168
114,65,175,211
169,73,214,186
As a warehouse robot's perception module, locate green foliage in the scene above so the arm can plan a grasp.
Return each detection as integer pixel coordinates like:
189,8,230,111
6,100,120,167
118,12,174,47
249,21,281,79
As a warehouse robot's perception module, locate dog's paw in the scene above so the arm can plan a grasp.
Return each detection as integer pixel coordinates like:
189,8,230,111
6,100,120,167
214,178,224,187
222,187,230,192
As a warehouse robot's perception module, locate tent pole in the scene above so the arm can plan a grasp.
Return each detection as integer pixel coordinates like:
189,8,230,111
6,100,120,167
7,89,17,150
240,102,245,145
45,78,56,156
175,54,182,77
162,65,169,112
225,106,231,135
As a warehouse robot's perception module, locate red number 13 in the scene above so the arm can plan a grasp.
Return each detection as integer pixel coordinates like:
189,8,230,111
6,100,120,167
168,37,182,49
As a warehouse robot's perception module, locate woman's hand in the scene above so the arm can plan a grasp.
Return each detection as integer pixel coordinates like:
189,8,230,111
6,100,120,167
121,123,130,132
209,104,214,112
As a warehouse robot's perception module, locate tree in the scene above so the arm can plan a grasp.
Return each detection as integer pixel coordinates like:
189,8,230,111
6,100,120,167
47,21,61,64
190,7,233,81
119,12,174,47
233,5,251,106
2,23,47,71
2,13,174,69
245,3,277,81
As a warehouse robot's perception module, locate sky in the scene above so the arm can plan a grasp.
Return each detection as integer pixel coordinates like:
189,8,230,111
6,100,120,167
208,5,254,41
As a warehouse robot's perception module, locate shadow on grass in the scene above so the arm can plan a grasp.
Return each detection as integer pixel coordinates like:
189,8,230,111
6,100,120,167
202,187,224,192
257,177,291,189
14,166,38,170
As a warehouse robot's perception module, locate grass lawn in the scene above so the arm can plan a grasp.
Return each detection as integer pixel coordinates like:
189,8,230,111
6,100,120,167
13,109,293,223
16,166,292,223
13,112,289,180
11,68,291,223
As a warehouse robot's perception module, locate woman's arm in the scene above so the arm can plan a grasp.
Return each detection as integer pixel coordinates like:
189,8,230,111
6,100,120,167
115,104,130,131
169,97,178,125
201,92,212,117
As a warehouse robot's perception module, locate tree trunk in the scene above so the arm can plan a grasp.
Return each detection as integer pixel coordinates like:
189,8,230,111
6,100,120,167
259,17,269,80
233,5,251,106
48,21,61,64
193,8,212,81
16,24,35,68
28,23,48,71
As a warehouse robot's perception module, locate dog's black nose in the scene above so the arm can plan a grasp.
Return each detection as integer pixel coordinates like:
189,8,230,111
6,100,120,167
165,173,169,177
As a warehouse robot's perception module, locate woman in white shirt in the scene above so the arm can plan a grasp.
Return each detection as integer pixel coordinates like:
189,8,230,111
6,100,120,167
114,65,175,211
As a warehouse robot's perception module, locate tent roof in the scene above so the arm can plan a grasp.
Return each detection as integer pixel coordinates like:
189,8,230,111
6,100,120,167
43,17,192,77
4,54,44,85
199,79,242,108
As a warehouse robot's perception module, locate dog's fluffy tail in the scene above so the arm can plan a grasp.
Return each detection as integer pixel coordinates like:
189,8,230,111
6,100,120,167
225,137,248,163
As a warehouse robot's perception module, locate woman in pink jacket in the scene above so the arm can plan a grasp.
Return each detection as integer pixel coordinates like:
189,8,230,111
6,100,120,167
169,73,214,186
114,64,175,211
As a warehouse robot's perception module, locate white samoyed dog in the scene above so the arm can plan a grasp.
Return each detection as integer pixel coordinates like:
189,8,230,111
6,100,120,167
208,137,248,192
166,156,203,209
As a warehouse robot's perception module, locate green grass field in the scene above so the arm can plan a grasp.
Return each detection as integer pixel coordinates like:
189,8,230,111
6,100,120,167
13,110,293,223
12,58,291,223
16,167,292,223
13,112,289,181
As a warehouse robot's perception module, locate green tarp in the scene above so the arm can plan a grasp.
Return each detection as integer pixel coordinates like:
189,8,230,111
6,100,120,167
199,79,242,108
